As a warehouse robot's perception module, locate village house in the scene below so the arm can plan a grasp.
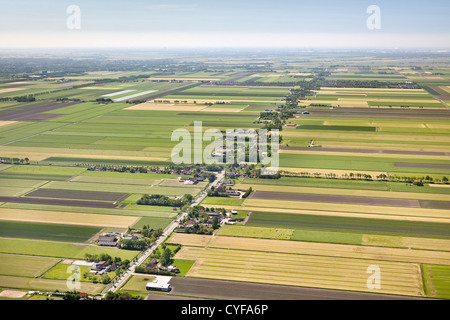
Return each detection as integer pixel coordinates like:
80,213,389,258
223,180,234,186
92,261,107,271
145,259,158,269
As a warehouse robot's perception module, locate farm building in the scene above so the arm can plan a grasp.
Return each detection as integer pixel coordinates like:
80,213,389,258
98,235,119,246
146,282,170,292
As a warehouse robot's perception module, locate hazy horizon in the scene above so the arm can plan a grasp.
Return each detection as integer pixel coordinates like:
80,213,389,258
0,0,449,48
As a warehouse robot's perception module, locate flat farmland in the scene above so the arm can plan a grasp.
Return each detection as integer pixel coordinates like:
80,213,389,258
1,201,177,219
0,275,104,295
279,153,450,175
25,188,128,202
239,199,450,224
40,181,201,196
248,191,450,209
0,207,140,228
0,238,139,260
0,253,59,278
423,264,450,299
166,277,418,300
172,234,433,297
120,275,155,293
306,87,446,109
238,183,450,201
171,234,450,265
0,220,101,242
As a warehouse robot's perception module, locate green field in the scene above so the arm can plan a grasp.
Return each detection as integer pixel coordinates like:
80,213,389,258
423,264,450,299
0,220,100,242
246,211,450,240
0,253,60,278
0,238,139,260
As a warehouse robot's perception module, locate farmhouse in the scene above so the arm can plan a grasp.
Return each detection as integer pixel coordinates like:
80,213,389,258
146,259,158,269
92,261,107,271
122,235,139,241
223,180,234,186
179,176,199,184
98,235,119,246
226,190,241,197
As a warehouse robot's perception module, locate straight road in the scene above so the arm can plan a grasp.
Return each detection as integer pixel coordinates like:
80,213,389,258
104,169,225,296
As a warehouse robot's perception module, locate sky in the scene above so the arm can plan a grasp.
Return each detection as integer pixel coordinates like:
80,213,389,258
0,0,449,48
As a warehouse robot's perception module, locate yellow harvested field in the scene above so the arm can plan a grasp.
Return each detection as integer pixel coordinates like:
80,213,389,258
172,234,450,266
125,103,207,111
362,235,450,252
241,198,450,222
279,166,388,177
343,98,439,104
0,275,103,295
0,207,139,228
316,91,367,96
0,290,28,298
311,139,450,152
0,88,25,94
0,146,169,162
238,183,450,201
298,99,369,107
151,98,231,104
0,121,17,127
279,149,450,161
147,77,219,81
440,86,450,94
203,107,244,112
176,246,424,297
81,86,122,90
429,184,450,188
281,130,450,143
319,88,425,93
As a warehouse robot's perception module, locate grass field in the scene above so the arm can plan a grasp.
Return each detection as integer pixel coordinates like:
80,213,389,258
0,220,101,242
0,238,139,260
0,254,60,278
0,274,104,294
120,274,155,293
423,264,450,299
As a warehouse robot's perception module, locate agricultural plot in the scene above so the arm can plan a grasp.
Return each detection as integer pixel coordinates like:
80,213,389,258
0,55,449,299
120,275,155,293
243,210,450,239
0,207,140,228
423,264,450,299
0,238,140,261
172,234,438,297
0,254,59,278
305,87,446,109
0,220,101,242
25,188,128,202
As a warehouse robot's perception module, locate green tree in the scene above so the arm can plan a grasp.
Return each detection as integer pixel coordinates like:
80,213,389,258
160,248,172,267
212,216,219,230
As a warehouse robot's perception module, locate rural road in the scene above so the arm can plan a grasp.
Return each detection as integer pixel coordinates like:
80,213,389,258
104,169,225,296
